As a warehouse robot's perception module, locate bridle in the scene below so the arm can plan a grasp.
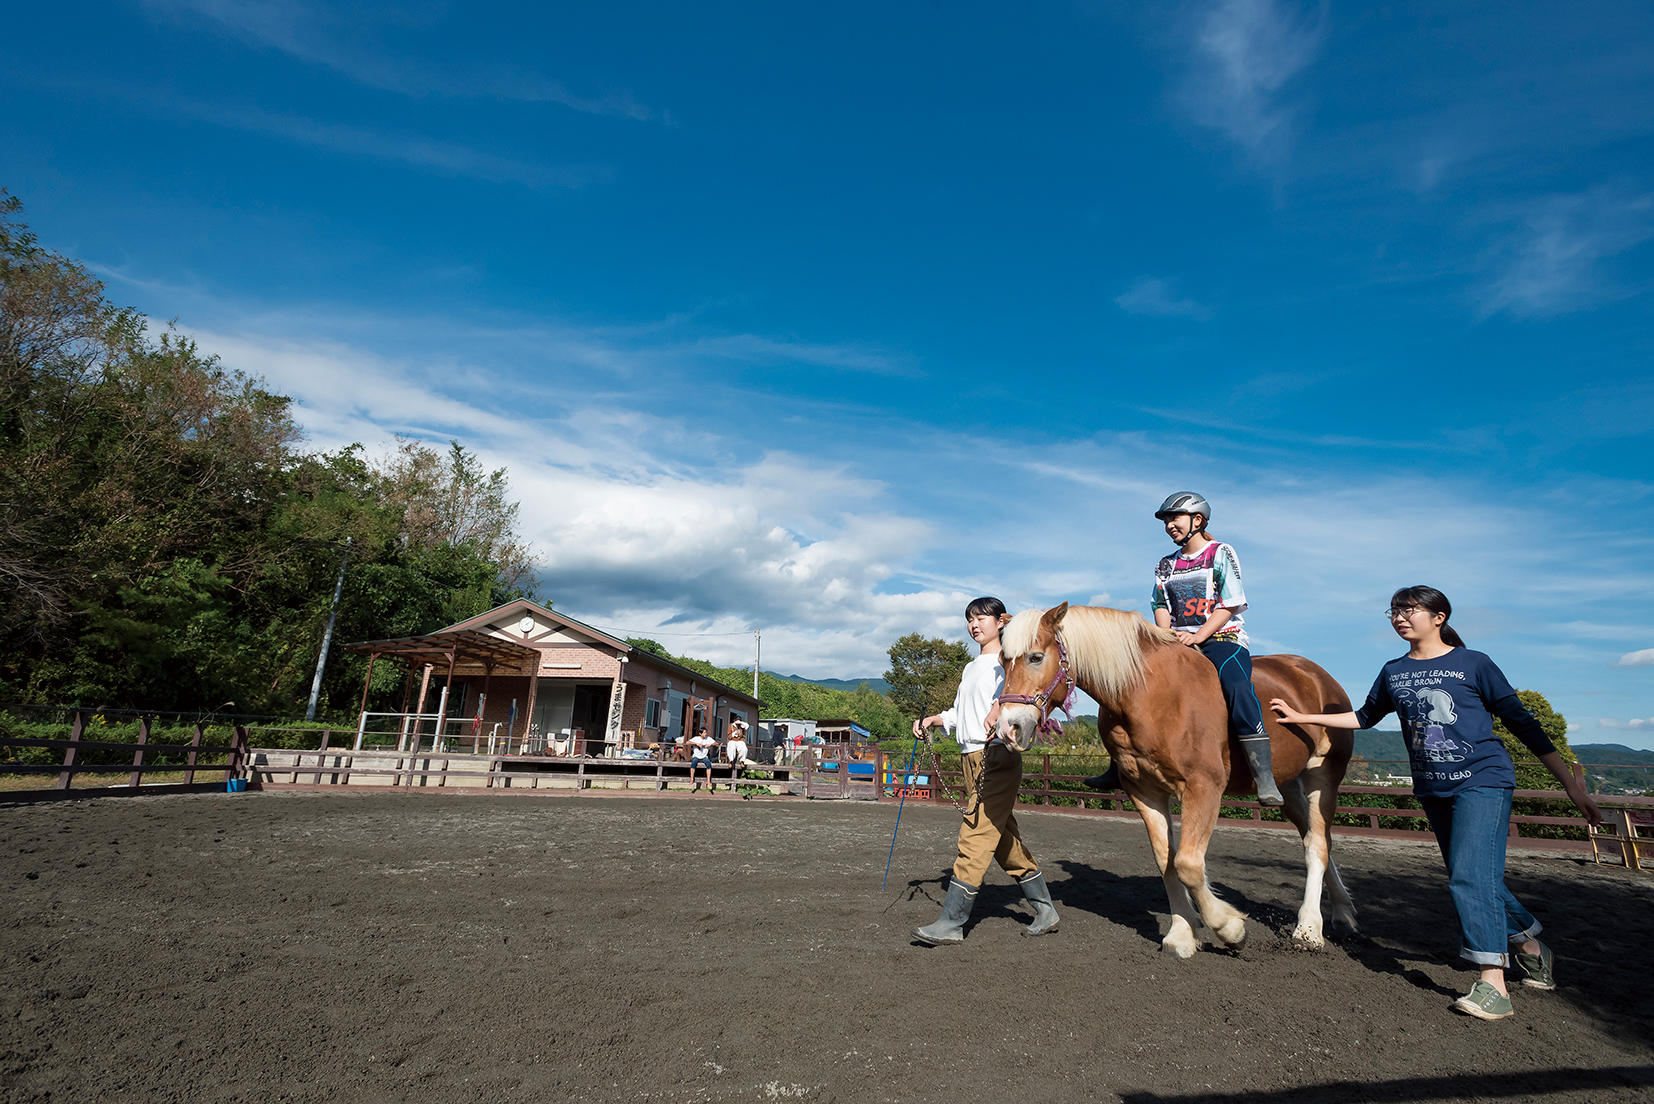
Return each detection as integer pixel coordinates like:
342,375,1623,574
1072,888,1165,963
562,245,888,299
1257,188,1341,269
996,630,1077,747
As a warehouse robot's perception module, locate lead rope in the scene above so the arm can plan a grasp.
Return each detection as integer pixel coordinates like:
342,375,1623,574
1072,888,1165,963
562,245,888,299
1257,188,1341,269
919,727,989,818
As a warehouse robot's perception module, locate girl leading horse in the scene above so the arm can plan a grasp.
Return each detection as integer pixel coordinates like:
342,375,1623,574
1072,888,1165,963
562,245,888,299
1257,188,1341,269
997,602,1357,957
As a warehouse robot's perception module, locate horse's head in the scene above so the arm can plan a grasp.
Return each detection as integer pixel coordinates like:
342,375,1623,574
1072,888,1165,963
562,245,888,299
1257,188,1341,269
995,602,1073,748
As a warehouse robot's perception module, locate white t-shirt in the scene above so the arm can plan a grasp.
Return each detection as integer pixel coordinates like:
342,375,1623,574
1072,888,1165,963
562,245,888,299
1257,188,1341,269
688,734,717,760
938,651,1004,755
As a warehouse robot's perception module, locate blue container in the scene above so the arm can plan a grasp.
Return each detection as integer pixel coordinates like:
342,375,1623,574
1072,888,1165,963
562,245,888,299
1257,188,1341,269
226,778,247,793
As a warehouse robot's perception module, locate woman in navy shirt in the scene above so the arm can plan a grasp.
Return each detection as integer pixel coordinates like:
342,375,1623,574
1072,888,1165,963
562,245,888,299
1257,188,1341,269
1270,586,1601,1021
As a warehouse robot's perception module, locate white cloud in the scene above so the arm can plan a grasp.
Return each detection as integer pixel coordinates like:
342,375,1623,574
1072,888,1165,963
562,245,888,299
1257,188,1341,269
1114,277,1211,319
1598,717,1654,729
170,101,607,187
171,319,966,678
1180,0,1325,165
1478,188,1654,318
1617,648,1654,668
142,0,657,120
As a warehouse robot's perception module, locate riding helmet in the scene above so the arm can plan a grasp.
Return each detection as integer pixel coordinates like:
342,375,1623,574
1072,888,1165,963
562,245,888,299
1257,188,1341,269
1154,491,1211,522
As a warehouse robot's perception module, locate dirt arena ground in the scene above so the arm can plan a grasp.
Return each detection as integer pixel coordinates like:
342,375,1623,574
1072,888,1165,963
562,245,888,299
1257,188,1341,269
2,791,1652,1104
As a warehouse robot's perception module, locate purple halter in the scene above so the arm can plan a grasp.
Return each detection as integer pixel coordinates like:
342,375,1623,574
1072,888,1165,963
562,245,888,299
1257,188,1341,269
997,630,1077,741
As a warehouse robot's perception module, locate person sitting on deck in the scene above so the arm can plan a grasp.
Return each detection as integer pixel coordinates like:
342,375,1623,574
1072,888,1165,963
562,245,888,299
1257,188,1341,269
688,727,717,793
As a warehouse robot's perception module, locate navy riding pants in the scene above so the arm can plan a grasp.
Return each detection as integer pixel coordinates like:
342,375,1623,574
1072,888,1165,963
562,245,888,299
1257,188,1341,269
1197,639,1267,740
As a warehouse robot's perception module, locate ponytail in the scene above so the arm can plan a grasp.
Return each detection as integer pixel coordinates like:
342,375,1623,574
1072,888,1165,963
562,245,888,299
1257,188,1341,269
1391,585,1465,648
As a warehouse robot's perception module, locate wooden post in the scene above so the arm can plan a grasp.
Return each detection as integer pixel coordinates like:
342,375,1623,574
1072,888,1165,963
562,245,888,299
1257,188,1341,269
477,662,495,756
129,716,151,788
312,729,331,785
184,723,204,784
229,726,249,785
357,652,379,720
432,647,458,752
407,663,434,755
522,665,540,747
60,710,85,791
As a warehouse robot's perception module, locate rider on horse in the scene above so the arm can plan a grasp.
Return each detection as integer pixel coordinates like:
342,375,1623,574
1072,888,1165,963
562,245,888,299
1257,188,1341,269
1086,491,1285,806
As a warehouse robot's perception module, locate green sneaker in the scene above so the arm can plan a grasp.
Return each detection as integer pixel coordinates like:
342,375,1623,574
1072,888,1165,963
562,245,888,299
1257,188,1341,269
1452,980,1514,1021
1514,941,1555,990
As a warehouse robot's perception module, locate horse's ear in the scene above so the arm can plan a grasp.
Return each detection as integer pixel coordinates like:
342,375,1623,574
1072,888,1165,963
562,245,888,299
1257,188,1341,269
1042,601,1069,627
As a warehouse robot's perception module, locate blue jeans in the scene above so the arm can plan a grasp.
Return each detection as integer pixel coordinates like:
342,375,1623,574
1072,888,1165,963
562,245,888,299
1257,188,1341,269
1199,640,1266,740
1419,786,1542,966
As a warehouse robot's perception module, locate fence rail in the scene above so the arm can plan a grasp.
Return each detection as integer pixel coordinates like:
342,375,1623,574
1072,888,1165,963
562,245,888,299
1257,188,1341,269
876,752,1654,859
4,711,1649,867
0,710,250,800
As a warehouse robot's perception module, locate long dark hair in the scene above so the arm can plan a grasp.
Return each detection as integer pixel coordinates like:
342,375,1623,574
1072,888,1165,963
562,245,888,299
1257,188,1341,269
965,596,1007,620
1391,585,1465,648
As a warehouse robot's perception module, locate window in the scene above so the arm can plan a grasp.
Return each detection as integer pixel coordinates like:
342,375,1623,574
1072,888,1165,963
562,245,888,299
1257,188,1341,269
645,699,661,728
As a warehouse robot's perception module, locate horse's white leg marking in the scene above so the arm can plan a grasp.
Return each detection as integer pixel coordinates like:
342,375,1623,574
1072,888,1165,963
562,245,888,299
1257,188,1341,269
1308,767,1358,931
1279,778,1326,948
1134,791,1200,958
1173,782,1246,949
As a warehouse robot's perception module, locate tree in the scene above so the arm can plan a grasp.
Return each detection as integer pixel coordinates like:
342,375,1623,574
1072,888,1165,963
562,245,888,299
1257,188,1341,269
374,438,535,597
883,633,971,722
625,637,670,658
0,193,541,716
1493,689,1575,791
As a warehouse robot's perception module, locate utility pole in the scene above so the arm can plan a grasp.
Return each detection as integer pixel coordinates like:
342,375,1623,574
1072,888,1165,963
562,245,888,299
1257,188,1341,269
753,629,761,699
305,540,351,723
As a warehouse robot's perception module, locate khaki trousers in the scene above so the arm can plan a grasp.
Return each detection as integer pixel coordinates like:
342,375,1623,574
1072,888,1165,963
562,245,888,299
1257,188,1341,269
952,744,1038,886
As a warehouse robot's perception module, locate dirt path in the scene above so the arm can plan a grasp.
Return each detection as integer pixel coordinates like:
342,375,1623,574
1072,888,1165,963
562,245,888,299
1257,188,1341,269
3,791,1651,1103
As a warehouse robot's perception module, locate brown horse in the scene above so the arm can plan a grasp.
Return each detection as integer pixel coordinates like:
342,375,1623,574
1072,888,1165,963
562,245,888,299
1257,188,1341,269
997,603,1357,957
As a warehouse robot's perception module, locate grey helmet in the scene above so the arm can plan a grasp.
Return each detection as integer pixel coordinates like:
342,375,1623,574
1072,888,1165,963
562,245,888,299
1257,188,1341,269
1154,491,1211,523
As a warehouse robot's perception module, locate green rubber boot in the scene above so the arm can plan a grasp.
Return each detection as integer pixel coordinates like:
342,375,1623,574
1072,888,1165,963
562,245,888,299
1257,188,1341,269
1018,871,1060,937
913,879,978,946
1240,736,1284,807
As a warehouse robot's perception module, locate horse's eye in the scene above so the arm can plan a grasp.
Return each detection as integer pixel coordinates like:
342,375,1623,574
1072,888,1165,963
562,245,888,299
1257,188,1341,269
1030,652,1044,663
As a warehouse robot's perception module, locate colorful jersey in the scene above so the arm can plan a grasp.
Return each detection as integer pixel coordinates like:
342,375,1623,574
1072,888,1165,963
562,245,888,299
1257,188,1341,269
1151,541,1249,648
1353,649,1556,798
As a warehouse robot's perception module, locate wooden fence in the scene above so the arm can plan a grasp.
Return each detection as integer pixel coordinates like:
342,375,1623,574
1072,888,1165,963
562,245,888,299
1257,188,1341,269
877,751,1654,860
4,713,1649,869
0,709,250,801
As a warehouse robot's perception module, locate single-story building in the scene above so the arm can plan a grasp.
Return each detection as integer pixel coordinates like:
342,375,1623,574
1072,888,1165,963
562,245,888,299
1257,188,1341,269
345,599,763,755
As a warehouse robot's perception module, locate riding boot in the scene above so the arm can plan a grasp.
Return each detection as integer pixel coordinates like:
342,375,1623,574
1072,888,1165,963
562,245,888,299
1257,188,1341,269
913,878,978,946
1017,871,1060,937
1240,736,1284,807
1082,763,1119,792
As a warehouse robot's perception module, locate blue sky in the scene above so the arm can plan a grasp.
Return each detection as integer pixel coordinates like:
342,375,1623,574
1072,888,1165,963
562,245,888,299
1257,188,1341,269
6,1,1654,747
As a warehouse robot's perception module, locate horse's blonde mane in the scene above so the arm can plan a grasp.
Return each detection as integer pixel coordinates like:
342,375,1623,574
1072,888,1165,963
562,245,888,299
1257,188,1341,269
1002,606,1179,702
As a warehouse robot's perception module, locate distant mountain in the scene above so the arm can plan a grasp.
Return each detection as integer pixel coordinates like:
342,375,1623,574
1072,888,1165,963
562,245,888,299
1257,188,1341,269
1572,743,1654,765
1572,744,1654,794
772,672,893,695
1353,729,1409,764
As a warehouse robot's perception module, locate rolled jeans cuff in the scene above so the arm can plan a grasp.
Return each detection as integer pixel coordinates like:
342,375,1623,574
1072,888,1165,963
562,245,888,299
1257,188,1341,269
1507,920,1543,945
1460,947,1509,967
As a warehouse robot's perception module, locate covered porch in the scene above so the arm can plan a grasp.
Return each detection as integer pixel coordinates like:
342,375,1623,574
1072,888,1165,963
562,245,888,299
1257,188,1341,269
343,630,540,753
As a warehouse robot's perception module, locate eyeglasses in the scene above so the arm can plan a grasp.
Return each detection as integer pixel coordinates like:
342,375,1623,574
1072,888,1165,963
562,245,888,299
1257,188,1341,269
1385,606,1425,619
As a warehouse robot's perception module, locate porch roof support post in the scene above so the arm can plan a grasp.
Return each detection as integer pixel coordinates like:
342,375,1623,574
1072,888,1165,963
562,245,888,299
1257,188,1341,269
479,661,494,755
355,652,379,750
522,656,540,748
406,663,433,753
433,647,458,753
357,652,379,718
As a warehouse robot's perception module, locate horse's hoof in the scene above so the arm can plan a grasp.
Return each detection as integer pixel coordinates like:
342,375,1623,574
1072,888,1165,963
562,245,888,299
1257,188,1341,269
1291,925,1325,950
1215,918,1247,949
1160,936,1198,959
